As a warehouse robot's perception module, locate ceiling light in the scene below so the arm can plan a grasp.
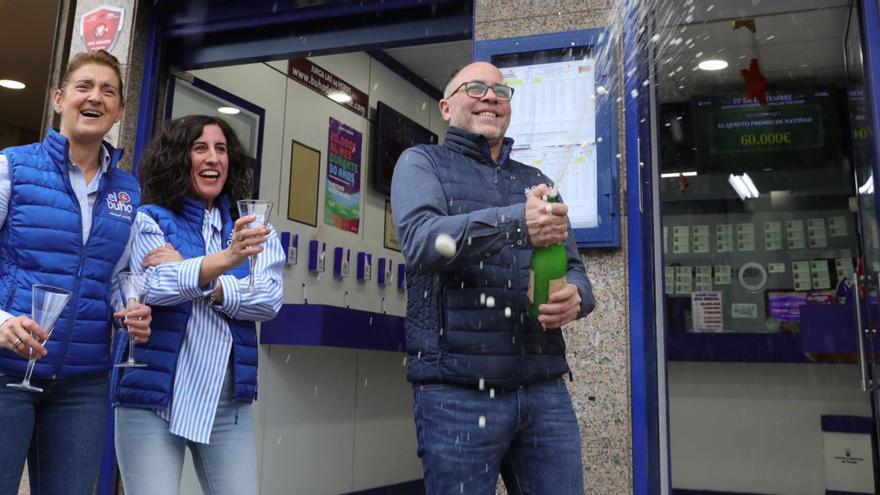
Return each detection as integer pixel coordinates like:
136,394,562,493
661,171,697,178
0,79,25,90
697,60,728,71
741,173,759,198
217,106,240,115
327,91,352,104
728,173,759,200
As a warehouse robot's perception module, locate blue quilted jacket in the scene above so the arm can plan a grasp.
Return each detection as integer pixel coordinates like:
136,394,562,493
0,129,139,378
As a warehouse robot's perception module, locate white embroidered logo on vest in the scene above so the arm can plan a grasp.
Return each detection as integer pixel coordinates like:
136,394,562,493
106,191,133,219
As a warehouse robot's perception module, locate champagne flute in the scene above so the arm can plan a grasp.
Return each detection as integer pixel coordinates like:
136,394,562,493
116,272,149,368
237,199,273,292
6,284,72,392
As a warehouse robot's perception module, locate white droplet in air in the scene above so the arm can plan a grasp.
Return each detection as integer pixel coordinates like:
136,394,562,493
480,293,486,305
478,416,486,429
596,86,608,95
650,33,661,43
285,354,291,363
630,89,639,98
478,378,485,390
314,386,319,396
421,102,427,110
596,137,603,143
489,388,495,399
504,307,512,318
485,296,495,308
434,234,456,258
276,435,283,445
642,79,649,87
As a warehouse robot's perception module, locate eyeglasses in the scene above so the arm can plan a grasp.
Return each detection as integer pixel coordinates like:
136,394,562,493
446,81,515,101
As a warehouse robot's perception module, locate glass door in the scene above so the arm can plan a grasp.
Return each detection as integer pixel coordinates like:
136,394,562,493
646,0,880,493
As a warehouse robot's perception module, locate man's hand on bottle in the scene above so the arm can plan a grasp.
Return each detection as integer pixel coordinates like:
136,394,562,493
525,184,569,247
537,283,582,328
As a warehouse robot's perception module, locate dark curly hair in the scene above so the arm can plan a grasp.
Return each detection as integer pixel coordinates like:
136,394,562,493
139,115,253,215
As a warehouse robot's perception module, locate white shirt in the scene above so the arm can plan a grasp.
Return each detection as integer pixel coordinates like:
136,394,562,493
131,207,284,443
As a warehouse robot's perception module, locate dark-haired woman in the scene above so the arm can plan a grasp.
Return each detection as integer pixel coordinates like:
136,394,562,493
0,50,152,494
113,115,283,495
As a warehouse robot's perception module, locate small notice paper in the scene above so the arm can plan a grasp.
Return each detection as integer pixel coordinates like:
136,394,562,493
732,303,758,319
692,291,723,332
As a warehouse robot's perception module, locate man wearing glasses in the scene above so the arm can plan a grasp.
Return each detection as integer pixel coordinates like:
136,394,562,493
391,61,595,494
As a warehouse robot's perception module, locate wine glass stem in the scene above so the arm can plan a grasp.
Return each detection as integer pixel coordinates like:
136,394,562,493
127,327,136,363
248,255,257,291
23,348,37,383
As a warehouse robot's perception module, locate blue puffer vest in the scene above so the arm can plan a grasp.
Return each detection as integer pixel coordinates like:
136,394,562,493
0,129,139,378
113,196,257,409
405,128,570,389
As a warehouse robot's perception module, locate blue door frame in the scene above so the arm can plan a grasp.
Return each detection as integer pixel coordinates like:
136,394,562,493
624,0,664,493
859,0,880,217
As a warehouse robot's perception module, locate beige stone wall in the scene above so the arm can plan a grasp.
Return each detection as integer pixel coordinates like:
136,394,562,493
475,1,633,494
68,0,147,172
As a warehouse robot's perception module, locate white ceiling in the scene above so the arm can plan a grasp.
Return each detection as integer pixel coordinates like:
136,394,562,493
382,40,473,96
654,0,854,102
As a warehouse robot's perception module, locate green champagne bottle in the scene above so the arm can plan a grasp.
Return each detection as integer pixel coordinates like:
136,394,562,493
528,192,568,320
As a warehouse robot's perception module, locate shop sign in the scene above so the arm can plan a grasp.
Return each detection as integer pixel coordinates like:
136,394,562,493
288,58,368,117
80,5,125,53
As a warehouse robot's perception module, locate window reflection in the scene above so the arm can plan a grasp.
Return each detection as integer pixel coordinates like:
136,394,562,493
656,1,865,334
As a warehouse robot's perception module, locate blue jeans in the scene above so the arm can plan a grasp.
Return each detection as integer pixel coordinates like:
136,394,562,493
413,378,584,495
0,373,110,495
114,369,257,495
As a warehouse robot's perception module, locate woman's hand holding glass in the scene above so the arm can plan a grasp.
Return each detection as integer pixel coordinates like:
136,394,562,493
1,316,49,359
113,303,152,344
226,214,270,270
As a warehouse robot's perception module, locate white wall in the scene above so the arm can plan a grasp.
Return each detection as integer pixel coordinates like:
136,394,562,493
669,362,872,494
185,51,445,493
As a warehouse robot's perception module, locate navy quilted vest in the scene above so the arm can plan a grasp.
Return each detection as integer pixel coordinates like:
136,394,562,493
404,128,570,388
0,129,139,378
113,196,257,409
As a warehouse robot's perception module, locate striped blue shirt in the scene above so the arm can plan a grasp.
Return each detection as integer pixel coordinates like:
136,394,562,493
130,207,284,444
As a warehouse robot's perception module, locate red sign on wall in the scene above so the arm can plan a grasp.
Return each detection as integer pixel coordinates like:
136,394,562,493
80,6,125,54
